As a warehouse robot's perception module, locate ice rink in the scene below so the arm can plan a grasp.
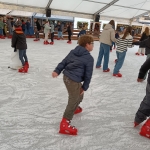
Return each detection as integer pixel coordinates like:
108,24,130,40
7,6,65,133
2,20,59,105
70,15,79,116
0,38,149,150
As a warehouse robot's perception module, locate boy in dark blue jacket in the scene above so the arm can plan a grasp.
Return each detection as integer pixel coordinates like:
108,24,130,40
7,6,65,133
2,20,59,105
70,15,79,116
52,35,94,135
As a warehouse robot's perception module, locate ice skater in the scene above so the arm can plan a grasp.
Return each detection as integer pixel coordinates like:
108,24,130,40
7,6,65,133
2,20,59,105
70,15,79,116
52,35,94,135
11,21,29,73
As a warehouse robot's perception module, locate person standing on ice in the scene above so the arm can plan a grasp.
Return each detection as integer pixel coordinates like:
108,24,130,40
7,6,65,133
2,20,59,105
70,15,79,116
134,57,150,133
64,23,72,44
52,35,94,135
11,21,29,73
43,20,51,45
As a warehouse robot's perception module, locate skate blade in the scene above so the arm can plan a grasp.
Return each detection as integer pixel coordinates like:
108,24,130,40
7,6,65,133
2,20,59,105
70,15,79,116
59,130,77,135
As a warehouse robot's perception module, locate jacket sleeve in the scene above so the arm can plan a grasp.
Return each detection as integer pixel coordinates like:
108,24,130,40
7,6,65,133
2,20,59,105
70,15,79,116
82,58,94,91
140,33,145,41
138,57,150,79
133,38,148,47
54,52,71,75
45,24,51,30
127,38,133,48
110,30,116,43
11,32,17,48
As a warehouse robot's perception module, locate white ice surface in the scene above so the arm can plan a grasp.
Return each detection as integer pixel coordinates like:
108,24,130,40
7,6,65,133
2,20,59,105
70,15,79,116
0,38,149,150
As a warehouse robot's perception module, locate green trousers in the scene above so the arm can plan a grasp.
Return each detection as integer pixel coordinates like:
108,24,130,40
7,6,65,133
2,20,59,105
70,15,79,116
63,75,83,120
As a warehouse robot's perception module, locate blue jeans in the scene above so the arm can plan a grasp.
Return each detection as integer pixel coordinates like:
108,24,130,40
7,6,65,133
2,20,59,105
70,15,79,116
0,29,3,35
113,51,126,74
96,43,110,70
19,50,28,66
58,31,63,38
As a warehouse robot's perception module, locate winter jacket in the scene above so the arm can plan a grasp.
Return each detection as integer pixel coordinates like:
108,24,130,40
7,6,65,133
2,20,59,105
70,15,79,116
36,21,41,31
100,24,116,46
0,20,4,29
139,32,149,48
138,57,150,84
64,25,72,35
11,27,27,50
133,37,150,55
50,24,54,33
56,24,62,32
44,23,51,34
54,46,94,91
78,30,86,37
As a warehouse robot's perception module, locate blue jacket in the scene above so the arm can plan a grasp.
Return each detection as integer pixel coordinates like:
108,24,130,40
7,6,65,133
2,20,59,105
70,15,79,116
54,46,94,91
78,30,86,37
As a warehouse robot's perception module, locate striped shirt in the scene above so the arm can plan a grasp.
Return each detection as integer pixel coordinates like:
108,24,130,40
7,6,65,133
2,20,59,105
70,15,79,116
116,34,133,52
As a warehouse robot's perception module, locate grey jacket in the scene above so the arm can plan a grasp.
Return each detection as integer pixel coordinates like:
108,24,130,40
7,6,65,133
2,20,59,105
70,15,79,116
100,24,116,46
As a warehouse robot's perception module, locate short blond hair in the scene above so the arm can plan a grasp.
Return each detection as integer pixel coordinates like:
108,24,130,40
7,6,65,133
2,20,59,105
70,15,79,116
78,35,94,47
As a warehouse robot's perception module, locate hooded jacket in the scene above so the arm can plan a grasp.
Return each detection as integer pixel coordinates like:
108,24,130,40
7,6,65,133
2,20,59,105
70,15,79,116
54,46,94,91
100,24,116,46
11,27,27,50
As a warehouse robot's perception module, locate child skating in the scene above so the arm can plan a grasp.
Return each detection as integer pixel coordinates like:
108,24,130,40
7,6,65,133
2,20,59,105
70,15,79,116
52,35,94,135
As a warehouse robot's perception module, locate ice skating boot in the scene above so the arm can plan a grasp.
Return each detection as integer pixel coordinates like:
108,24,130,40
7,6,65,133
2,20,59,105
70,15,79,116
141,53,144,56
134,122,139,127
103,68,110,72
46,41,49,44
135,52,140,55
18,66,28,73
67,41,72,44
113,72,122,77
74,106,82,114
44,41,46,45
24,61,29,68
139,119,150,138
50,42,54,45
33,39,38,41
59,118,78,135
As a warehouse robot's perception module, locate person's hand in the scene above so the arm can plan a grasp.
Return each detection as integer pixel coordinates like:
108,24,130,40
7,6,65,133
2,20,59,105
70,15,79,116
52,72,58,78
80,88,84,95
137,78,144,82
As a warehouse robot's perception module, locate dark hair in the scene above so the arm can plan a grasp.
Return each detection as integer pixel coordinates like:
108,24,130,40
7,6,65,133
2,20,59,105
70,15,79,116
78,35,94,47
109,20,115,27
122,26,132,39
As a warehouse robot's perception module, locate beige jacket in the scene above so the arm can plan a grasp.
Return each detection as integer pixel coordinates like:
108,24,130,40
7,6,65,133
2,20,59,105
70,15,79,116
100,24,116,46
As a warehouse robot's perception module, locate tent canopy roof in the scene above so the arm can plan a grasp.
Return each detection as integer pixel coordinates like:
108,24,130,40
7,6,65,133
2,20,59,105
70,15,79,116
0,0,150,19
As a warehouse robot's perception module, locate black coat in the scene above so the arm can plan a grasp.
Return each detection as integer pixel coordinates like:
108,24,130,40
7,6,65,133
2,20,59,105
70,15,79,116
54,46,94,91
139,32,149,48
36,21,41,31
138,57,150,84
12,30,27,50
133,37,150,55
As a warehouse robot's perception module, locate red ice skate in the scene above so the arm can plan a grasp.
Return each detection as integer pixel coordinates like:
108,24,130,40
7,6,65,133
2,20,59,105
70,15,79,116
18,66,28,73
103,68,110,72
50,42,54,45
139,119,150,139
24,61,29,68
113,72,122,77
135,52,140,55
96,66,101,69
134,122,139,127
59,118,78,135
74,106,82,114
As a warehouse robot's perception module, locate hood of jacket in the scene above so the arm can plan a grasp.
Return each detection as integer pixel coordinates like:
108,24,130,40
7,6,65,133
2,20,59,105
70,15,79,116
103,24,113,30
72,46,89,56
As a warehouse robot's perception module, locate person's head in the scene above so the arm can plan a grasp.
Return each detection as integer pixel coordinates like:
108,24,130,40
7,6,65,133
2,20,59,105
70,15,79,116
14,21,22,28
122,26,132,39
109,20,115,27
144,27,149,36
78,35,94,52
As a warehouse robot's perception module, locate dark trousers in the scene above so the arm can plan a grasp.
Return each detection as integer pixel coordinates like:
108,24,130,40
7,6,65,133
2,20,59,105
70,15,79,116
63,75,83,120
51,32,54,42
135,83,150,123
68,34,71,41
35,31,39,39
19,49,28,66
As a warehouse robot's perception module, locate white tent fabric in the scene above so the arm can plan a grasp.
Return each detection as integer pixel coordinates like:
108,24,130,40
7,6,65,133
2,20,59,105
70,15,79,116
9,10,34,17
0,8,11,15
0,0,150,19
0,0,49,8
